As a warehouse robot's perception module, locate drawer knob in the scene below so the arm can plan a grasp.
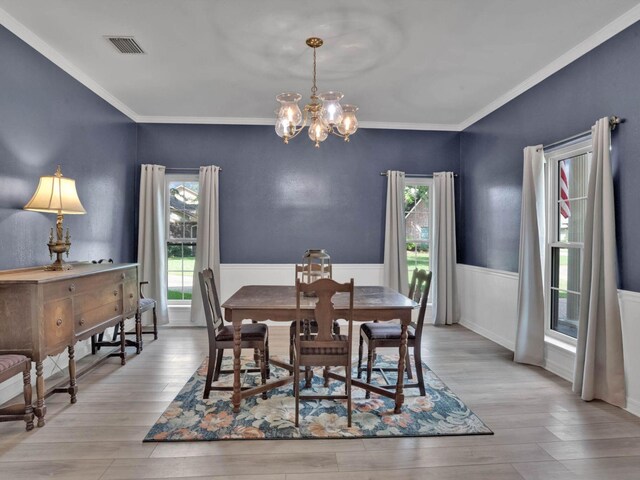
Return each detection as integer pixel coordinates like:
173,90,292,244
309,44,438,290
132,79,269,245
56,318,63,327
114,306,118,312
68,284,75,292
113,290,118,297
121,273,126,280
79,318,85,326
129,293,134,299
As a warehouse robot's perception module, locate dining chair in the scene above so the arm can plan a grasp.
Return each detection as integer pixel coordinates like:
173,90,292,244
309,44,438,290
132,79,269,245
294,278,354,427
357,269,432,397
90,259,157,355
0,355,34,431
289,264,340,366
199,268,269,399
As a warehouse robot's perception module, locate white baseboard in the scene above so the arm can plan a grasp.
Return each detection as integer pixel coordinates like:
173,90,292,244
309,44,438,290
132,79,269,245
457,263,640,418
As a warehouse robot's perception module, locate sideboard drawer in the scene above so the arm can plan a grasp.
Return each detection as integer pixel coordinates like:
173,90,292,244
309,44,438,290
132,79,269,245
44,298,73,349
76,301,122,336
75,284,122,315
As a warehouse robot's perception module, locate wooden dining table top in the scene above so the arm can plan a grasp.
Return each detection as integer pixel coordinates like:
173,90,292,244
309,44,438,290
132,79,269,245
222,285,416,311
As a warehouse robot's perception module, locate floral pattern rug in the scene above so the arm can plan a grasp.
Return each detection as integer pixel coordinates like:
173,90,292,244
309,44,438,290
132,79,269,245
144,355,492,441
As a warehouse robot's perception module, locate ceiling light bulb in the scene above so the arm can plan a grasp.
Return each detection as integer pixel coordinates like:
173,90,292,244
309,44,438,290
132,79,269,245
319,92,344,126
338,105,359,136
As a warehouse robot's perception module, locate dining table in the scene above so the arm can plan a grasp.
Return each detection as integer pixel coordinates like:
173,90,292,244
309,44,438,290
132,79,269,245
222,285,417,414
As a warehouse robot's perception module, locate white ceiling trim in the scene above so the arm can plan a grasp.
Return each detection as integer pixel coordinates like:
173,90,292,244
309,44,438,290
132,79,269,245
136,115,458,131
0,6,138,120
2,4,640,131
458,3,640,131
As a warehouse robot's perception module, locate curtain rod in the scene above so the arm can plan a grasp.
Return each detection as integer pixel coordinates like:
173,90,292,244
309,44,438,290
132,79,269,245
379,172,458,178
538,116,623,152
165,167,222,172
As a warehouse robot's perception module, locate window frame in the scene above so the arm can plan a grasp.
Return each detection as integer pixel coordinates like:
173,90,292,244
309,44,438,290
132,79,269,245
404,177,433,300
544,139,592,345
165,173,199,306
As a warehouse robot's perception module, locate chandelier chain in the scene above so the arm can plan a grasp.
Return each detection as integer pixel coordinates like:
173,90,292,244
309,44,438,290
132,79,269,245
311,47,317,96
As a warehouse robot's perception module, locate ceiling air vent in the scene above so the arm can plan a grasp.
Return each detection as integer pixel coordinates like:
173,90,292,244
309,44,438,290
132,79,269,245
105,36,145,54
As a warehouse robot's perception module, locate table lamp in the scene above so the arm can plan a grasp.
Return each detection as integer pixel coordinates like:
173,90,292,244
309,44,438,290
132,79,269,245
24,165,86,271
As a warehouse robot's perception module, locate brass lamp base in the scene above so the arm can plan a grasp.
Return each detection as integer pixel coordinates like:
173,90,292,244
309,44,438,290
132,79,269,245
44,213,73,271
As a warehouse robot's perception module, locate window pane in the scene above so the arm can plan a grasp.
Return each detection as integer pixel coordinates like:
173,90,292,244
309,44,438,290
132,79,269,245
550,289,579,338
558,198,587,243
167,178,199,302
404,185,430,282
559,154,589,199
551,247,581,292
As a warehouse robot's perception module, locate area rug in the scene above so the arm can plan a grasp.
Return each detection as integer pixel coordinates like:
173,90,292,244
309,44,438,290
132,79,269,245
144,355,492,441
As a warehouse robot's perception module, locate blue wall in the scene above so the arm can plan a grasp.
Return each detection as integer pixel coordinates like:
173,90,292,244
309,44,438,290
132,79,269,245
460,20,640,293
0,26,137,269
137,124,460,263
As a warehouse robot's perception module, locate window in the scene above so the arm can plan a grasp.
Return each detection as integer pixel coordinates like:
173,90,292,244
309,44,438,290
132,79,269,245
545,139,591,340
166,176,199,303
404,178,432,282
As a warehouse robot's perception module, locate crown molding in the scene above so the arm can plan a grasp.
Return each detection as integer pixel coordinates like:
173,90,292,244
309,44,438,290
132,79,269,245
0,6,138,121
457,3,640,131
136,115,460,131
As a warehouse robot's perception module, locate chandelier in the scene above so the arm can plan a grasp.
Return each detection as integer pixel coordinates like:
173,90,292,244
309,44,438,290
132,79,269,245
275,37,358,148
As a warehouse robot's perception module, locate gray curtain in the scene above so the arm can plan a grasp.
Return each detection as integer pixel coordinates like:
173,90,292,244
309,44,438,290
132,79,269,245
190,166,221,326
432,172,459,325
573,117,626,406
514,146,546,365
138,164,169,325
383,170,409,295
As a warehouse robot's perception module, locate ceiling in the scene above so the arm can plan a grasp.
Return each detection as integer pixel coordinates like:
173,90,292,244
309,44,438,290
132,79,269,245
1,0,640,130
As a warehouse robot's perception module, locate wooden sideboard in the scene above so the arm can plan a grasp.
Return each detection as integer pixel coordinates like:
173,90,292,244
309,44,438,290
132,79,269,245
0,262,138,427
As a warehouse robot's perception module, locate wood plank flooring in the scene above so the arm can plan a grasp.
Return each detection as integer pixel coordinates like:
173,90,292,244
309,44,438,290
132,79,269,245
0,324,638,479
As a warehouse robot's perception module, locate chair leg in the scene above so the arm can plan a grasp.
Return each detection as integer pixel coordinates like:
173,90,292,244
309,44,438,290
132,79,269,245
365,345,374,399
213,349,224,381
23,366,34,431
260,347,267,400
152,306,158,340
294,359,300,428
414,346,426,396
289,328,294,367
204,349,216,400
265,337,271,379
135,311,143,354
91,335,97,355
323,367,330,388
405,351,413,380
304,366,313,389
357,335,364,379
346,363,352,428
112,323,121,342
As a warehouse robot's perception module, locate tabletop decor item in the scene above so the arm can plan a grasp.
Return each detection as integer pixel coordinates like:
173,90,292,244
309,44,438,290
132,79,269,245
300,249,332,297
24,165,86,271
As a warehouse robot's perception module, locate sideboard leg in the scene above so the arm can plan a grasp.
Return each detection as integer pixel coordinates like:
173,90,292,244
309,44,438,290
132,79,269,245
68,345,78,404
34,361,46,427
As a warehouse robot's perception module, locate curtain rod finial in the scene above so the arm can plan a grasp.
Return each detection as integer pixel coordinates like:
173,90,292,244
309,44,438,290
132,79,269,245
609,116,624,130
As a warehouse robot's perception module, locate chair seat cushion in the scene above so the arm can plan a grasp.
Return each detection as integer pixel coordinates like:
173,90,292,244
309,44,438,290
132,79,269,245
216,323,268,342
139,298,156,311
299,335,349,355
0,355,29,374
361,323,416,340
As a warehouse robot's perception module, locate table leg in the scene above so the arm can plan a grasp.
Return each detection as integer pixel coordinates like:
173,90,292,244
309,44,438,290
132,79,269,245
68,345,78,404
34,361,46,427
394,322,408,413
232,317,242,413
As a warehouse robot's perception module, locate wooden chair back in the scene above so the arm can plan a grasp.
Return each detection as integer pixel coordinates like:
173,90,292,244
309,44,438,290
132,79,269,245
295,278,354,365
199,269,224,345
411,270,433,339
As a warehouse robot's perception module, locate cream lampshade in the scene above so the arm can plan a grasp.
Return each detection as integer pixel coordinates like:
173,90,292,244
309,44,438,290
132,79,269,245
24,165,86,271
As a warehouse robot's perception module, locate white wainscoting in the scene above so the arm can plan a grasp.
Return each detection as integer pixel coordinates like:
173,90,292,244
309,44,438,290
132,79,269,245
457,263,640,417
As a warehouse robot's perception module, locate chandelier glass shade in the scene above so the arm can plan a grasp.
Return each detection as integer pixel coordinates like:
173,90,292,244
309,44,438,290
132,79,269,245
275,37,358,148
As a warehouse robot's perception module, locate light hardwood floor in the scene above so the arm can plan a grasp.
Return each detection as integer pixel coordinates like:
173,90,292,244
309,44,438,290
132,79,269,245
0,324,639,480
